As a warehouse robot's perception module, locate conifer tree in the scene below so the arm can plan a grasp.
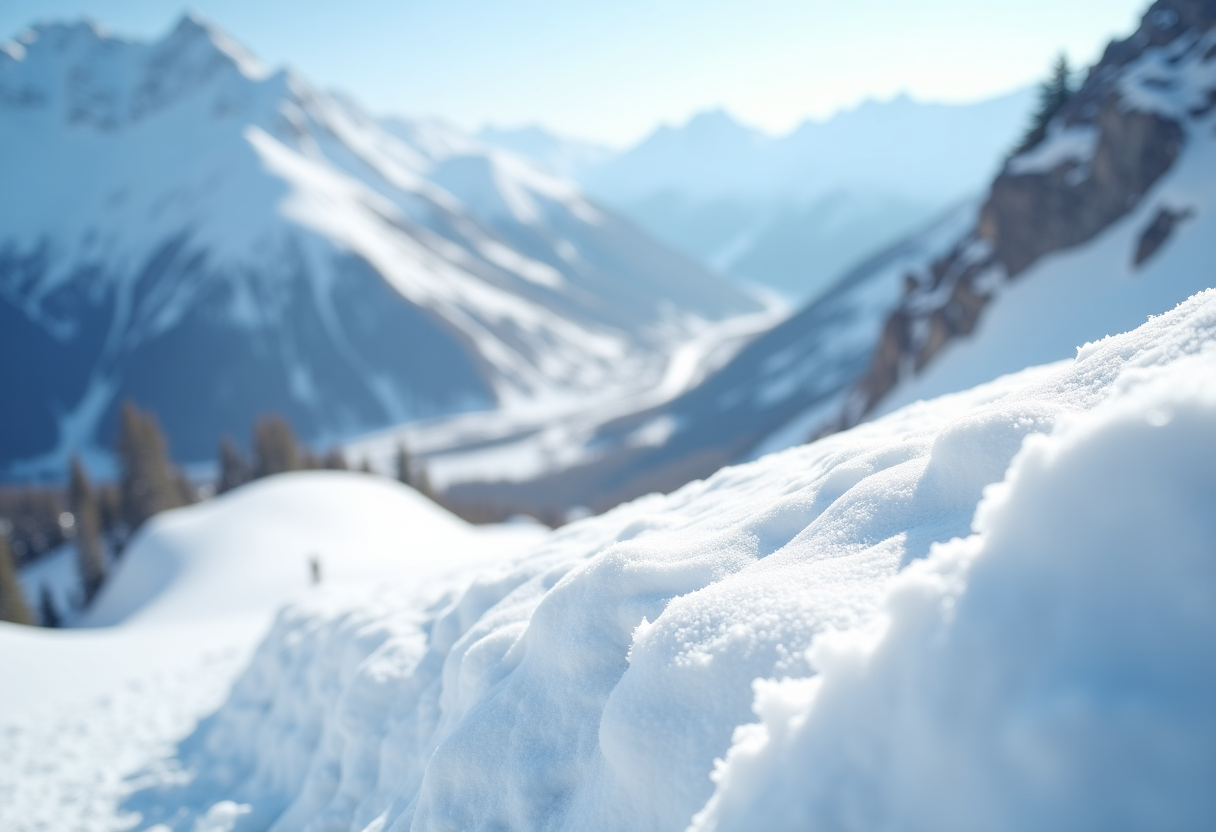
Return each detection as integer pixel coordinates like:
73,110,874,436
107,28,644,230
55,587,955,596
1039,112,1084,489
253,415,300,478
217,436,253,493
117,401,184,532
174,471,198,507
0,532,33,625
1013,52,1076,155
70,457,107,603
396,443,413,487
97,483,123,546
413,464,436,502
322,449,348,470
39,585,61,628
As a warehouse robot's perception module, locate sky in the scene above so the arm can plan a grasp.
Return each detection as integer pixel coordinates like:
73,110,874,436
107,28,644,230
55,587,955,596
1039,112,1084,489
1,0,1148,146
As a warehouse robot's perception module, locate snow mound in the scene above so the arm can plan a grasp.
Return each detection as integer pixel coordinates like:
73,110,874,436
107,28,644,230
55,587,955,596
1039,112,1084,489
84,471,546,627
125,291,1216,831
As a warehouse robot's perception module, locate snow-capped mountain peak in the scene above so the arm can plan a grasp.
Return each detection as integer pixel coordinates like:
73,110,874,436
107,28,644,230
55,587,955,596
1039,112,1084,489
2,13,267,129
0,15,758,477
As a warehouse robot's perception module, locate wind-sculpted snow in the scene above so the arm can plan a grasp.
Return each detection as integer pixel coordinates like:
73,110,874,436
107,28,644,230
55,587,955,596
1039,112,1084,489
126,291,1216,831
692,343,1216,832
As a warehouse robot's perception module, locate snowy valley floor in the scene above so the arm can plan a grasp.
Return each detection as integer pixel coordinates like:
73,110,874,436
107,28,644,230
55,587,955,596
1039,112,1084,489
4,291,1216,831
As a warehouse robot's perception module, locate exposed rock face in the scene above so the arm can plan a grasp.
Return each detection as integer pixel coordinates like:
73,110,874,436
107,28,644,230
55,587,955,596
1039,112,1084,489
984,107,1184,276
845,0,1212,423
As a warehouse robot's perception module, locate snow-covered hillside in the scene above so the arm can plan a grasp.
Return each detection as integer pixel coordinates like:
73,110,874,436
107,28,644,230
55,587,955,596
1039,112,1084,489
483,92,1034,301
7,287,1211,831
0,15,758,478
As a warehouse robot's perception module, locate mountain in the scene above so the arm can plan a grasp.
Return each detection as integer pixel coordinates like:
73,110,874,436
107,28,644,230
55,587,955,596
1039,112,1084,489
476,124,614,181
0,16,759,479
483,93,1036,302
441,0,1216,520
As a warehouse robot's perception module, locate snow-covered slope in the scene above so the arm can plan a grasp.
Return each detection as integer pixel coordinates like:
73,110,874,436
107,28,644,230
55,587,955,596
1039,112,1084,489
60,287,1215,832
485,92,1034,301
0,15,758,477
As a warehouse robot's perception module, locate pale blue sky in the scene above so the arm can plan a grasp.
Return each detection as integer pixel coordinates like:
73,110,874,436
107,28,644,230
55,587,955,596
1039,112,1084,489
1,0,1147,146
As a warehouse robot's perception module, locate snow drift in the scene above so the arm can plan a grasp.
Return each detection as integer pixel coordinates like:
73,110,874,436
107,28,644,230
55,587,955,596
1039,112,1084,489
124,289,1216,831
693,346,1216,832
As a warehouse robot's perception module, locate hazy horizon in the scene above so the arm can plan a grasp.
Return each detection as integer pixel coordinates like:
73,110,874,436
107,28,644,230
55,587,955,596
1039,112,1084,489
1,0,1146,146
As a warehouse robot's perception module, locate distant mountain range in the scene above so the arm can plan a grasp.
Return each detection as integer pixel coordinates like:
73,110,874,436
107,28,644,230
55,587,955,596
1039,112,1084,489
440,0,1216,520
0,15,758,478
481,90,1036,302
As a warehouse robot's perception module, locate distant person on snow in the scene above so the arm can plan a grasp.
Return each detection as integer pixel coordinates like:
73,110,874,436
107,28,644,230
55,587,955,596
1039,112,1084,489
309,555,322,585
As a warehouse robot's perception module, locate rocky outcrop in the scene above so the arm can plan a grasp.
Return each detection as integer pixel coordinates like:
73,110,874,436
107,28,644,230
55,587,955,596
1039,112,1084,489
844,0,1212,423
983,106,1183,276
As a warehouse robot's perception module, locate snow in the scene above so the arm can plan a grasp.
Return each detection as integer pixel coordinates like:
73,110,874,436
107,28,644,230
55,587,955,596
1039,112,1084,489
1006,125,1098,175
5,289,1204,830
18,542,87,624
692,341,1216,832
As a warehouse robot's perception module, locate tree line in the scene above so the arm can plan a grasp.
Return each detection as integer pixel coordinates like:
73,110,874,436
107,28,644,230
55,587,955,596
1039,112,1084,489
0,402,436,627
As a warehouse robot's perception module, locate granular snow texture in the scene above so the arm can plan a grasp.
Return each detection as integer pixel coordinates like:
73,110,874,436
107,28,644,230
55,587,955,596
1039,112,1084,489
114,290,1216,831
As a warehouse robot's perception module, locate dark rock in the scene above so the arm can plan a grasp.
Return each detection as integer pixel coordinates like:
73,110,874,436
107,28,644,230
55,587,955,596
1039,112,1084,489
1134,206,1195,266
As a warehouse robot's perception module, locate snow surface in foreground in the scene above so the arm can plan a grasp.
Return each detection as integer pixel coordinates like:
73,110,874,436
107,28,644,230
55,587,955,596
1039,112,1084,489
85,291,1216,832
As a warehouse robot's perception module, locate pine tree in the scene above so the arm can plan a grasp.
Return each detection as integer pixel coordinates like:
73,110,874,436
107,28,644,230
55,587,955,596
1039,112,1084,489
39,585,61,628
117,401,184,533
413,463,436,502
217,436,252,493
0,532,33,625
322,449,348,470
1013,52,1077,156
97,483,123,547
253,415,300,478
395,443,413,487
70,457,107,603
